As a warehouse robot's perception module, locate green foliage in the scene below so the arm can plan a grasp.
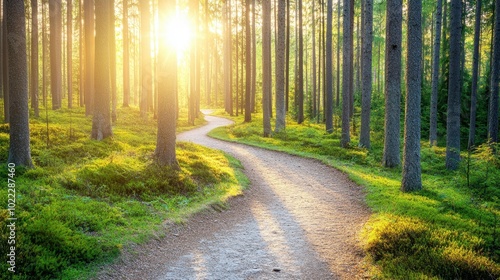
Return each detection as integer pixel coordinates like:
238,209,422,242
0,106,245,279
211,112,500,279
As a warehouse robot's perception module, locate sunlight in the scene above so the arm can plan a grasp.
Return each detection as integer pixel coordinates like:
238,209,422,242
162,10,192,55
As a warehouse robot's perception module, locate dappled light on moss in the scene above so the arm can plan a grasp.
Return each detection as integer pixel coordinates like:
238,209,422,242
0,107,244,279
211,111,500,279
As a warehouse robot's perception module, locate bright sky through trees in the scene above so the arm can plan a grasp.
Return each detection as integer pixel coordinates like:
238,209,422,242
162,9,192,55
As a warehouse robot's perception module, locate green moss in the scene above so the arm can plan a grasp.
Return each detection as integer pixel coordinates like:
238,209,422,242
0,105,245,279
210,111,500,279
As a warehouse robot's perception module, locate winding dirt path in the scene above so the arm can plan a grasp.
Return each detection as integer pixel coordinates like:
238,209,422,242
96,112,370,280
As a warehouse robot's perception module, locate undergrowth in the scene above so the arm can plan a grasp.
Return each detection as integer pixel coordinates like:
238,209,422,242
210,109,500,279
0,106,246,280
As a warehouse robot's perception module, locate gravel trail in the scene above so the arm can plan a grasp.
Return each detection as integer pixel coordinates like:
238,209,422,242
96,112,370,280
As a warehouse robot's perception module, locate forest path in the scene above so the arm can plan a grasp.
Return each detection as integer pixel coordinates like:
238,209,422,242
97,111,370,280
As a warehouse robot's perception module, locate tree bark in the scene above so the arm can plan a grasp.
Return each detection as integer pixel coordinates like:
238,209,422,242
140,0,152,118
348,0,354,120
79,0,84,107
297,0,304,124
382,0,402,167
445,0,462,170
235,1,239,117
42,0,46,107
429,0,442,147
468,0,481,149
251,0,256,112
262,0,272,137
195,4,200,118
244,0,251,122
224,0,233,115
402,0,422,192
341,0,353,148
49,0,62,109
67,0,73,108
155,0,179,168
0,0,2,107
311,0,317,121
359,0,373,149
91,0,112,140
285,0,290,112
109,0,116,122
325,0,333,133
6,0,33,167
275,0,286,132
336,0,341,108
31,0,39,117
84,0,94,115
317,0,323,123
488,0,500,143
122,0,130,107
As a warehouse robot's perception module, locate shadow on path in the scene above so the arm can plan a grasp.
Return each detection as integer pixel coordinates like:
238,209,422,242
97,111,370,280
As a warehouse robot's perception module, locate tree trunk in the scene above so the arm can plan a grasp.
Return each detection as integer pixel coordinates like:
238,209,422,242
205,0,211,106
155,0,179,169
224,0,233,115
251,0,256,112
336,0,341,108
0,1,2,107
341,0,353,148
359,0,373,149
377,35,381,94
6,0,33,167
31,0,39,117
140,0,151,118
317,0,323,123
468,0,482,149
239,8,244,116
354,14,360,108
275,0,286,132
244,0,251,122
91,0,112,140
235,2,239,117
297,0,304,124
109,0,116,122
122,0,129,107
50,0,62,109
402,0,422,192
439,0,448,98
195,3,200,118
311,0,317,120
84,0,94,115
263,0,272,137
285,0,290,112
67,0,73,108
1,0,10,123
488,0,500,143
382,0,402,167
325,0,333,133
42,0,47,107
348,0,354,121
445,0,462,170
429,0,442,147
79,0,84,107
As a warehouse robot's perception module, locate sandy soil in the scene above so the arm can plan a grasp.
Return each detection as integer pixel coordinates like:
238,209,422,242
95,112,370,280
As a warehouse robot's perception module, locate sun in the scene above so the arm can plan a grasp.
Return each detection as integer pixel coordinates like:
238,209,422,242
162,10,192,54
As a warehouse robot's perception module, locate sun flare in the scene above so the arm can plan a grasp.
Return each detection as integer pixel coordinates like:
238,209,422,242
162,11,192,54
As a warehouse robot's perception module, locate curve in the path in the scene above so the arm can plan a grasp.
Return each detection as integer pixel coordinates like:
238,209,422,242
97,112,370,280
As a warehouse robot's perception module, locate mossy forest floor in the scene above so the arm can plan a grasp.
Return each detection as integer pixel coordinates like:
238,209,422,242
209,109,500,279
0,106,246,279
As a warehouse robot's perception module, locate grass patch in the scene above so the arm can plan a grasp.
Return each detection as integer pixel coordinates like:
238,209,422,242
0,106,245,280
209,111,500,279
